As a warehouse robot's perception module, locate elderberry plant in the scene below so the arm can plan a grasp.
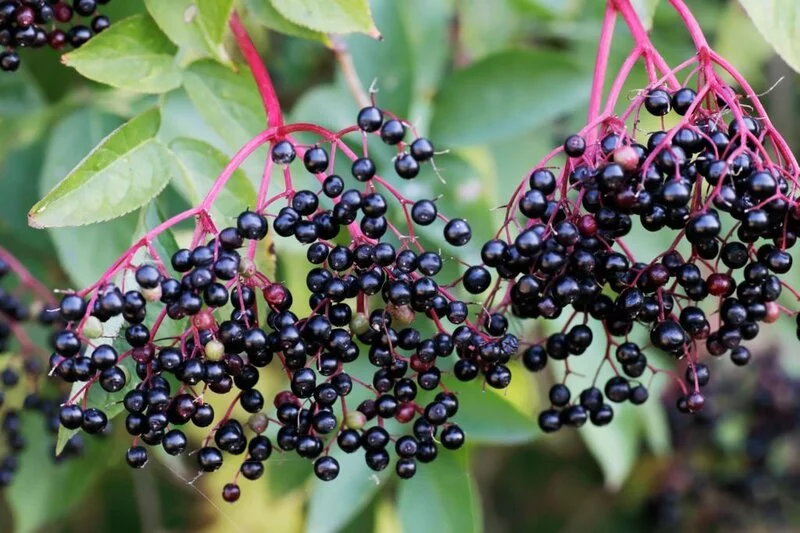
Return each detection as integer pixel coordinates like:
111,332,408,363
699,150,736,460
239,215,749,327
2,0,799,530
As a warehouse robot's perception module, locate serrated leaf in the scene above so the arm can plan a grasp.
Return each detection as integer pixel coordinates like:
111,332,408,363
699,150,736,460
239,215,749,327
182,60,266,151
396,450,482,533
305,447,391,533
631,0,660,30
37,108,139,288
63,14,181,93
30,107,179,228
270,0,378,36
244,0,329,41
739,0,800,73
145,0,234,66
169,137,257,220
430,49,590,147
441,378,539,445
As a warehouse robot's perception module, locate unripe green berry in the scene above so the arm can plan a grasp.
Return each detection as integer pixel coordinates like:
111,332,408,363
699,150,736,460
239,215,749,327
83,316,104,339
205,339,225,361
344,410,366,429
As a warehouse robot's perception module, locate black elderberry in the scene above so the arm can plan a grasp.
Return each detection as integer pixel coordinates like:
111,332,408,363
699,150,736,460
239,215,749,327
394,154,420,179
357,106,383,132
380,119,405,144
352,157,376,182
563,135,585,157
644,88,671,116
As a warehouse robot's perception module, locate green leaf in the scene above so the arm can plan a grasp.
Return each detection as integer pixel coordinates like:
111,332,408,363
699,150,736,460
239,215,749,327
579,404,641,490
145,0,235,65
0,68,44,118
396,450,482,533
30,107,179,228
715,2,774,84
169,137,257,220
305,447,391,533
345,0,413,118
7,414,111,533
270,0,379,36
244,0,329,41
63,14,182,93
182,60,266,150
37,108,138,288
441,378,539,445
430,50,590,147
631,0,660,30
739,0,800,73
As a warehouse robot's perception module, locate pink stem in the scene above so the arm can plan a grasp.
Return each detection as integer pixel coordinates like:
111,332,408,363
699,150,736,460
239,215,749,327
0,246,55,303
229,12,283,130
666,0,709,51
587,4,618,142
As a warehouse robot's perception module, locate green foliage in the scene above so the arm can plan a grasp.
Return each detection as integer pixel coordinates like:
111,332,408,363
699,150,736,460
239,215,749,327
429,50,591,146
30,107,178,228
270,0,378,37
63,14,182,93
396,451,482,533
738,0,800,73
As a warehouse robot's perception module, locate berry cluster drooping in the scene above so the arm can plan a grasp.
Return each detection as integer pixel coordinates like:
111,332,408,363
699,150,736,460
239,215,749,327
0,248,80,488
474,0,800,435
0,0,112,72
36,0,800,502
48,93,504,500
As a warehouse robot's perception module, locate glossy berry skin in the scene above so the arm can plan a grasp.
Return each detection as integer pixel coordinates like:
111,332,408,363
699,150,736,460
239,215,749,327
563,134,586,157
644,89,671,116
380,120,405,145
357,106,383,132
237,211,268,240
304,146,329,173
126,446,148,469
313,456,340,481
671,87,696,115
443,219,472,246
410,138,434,161
271,140,296,164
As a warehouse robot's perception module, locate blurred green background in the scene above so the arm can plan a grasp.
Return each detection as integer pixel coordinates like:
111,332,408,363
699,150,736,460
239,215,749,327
1,0,800,531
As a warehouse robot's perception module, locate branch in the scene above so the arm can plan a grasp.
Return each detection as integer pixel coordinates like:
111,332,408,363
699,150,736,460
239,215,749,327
229,12,284,130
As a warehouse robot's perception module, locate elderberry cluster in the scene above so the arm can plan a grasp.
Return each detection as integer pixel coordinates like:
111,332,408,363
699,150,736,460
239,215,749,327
481,81,800,433
0,254,80,488
0,0,112,72
48,103,519,501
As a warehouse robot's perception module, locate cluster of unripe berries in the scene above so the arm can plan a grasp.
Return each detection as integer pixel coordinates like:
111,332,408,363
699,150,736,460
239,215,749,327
0,0,112,72
0,255,82,488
